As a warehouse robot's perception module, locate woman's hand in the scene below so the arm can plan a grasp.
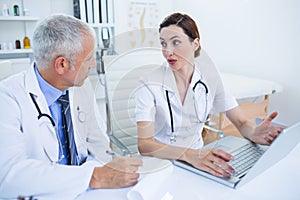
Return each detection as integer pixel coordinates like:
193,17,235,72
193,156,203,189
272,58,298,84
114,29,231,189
252,112,284,145
183,148,234,178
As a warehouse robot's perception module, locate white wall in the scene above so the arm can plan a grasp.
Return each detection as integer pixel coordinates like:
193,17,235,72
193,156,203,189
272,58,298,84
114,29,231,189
23,0,73,18
173,0,300,126
2,0,298,125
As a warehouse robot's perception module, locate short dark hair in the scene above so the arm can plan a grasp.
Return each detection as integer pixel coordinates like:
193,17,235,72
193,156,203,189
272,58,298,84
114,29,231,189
159,13,201,57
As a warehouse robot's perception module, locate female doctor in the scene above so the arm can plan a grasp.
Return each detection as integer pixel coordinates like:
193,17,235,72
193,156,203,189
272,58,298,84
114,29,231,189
135,13,283,178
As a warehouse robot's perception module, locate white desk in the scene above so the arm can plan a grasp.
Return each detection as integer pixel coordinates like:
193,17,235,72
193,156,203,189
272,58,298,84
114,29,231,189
222,72,283,100
76,142,300,200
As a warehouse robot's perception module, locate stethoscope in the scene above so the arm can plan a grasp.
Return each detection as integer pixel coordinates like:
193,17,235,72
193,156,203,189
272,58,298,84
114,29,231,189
29,93,87,124
29,93,55,126
29,92,86,163
165,79,209,143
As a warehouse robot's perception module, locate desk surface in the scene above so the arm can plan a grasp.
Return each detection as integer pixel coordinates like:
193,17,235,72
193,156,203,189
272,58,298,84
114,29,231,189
76,142,300,200
222,73,283,99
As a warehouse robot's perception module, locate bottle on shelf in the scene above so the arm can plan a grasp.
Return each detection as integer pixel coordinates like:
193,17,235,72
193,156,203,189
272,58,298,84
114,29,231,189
13,5,20,16
2,4,9,16
8,42,13,50
15,40,21,49
23,36,30,49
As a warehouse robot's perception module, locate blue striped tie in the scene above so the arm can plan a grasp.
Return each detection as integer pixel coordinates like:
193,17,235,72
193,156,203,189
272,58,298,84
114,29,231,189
57,91,79,165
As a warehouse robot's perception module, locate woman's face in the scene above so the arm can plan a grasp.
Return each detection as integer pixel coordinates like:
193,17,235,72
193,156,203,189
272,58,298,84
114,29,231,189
159,25,199,70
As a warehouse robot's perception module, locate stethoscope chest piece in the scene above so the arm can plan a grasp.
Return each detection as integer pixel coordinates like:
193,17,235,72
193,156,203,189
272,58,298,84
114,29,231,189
170,134,176,143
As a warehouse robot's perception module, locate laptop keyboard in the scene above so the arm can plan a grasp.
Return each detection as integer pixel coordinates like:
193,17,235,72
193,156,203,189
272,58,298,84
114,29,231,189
229,143,266,177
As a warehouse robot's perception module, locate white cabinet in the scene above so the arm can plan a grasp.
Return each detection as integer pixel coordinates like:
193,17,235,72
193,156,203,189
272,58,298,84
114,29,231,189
0,16,38,60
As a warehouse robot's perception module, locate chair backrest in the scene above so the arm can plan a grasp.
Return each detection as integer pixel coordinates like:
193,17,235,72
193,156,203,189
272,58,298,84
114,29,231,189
104,49,164,154
0,60,14,81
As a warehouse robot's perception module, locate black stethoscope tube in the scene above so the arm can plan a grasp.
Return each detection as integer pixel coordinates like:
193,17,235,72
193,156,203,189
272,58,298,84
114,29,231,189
29,93,55,127
193,79,208,93
165,90,174,133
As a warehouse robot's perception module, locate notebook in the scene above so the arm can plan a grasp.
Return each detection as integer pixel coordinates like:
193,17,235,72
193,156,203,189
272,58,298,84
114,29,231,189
173,121,300,188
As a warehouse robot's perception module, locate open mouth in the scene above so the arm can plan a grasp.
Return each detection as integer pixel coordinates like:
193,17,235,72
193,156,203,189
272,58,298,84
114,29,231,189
167,59,177,65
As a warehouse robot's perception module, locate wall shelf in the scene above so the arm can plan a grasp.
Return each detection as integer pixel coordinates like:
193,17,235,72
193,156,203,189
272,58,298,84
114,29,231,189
0,16,39,21
0,49,33,54
0,15,38,62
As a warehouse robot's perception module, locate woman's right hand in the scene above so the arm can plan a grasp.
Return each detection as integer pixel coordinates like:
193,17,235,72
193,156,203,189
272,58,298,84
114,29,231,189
182,148,235,178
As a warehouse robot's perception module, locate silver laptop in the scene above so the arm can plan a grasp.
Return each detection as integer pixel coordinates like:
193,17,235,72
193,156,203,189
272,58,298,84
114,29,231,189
173,121,300,188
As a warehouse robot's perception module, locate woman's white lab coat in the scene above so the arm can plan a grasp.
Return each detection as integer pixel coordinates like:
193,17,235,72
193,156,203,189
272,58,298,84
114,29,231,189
0,64,111,199
135,51,238,149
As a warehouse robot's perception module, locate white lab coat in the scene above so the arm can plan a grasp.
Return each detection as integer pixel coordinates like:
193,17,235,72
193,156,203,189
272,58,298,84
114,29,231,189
0,64,111,199
135,50,238,149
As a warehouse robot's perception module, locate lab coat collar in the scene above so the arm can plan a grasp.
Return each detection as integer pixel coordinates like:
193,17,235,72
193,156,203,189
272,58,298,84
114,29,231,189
25,63,45,98
162,64,178,93
141,63,177,93
24,63,52,119
162,63,205,94
24,63,54,124
25,63,72,106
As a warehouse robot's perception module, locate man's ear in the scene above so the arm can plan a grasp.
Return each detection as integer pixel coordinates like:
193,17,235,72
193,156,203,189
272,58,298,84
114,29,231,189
54,56,67,75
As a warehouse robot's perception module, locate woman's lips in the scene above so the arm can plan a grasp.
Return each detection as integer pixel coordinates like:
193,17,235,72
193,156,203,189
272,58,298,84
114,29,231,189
168,59,177,65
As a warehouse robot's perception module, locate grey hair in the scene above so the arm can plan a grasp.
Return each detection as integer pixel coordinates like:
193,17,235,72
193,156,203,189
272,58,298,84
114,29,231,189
32,14,95,68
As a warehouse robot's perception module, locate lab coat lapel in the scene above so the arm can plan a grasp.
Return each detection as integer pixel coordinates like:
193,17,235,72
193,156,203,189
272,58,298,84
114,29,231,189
68,86,89,162
25,63,43,97
162,65,179,101
68,87,82,158
162,66,177,92
24,64,59,163
190,64,202,92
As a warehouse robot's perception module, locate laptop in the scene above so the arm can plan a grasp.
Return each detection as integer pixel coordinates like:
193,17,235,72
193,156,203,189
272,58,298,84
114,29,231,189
173,121,300,188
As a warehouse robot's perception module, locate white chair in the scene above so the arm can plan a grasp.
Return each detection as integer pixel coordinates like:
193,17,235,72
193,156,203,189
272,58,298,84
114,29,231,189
103,49,165,154
0,60,14,81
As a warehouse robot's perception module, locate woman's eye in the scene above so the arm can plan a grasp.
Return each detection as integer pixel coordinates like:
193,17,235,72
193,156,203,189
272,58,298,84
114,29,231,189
173,40,181,45
160,41,167,47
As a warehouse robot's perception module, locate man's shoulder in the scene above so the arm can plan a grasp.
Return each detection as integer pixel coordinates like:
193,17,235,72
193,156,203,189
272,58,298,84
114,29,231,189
0,71,26,90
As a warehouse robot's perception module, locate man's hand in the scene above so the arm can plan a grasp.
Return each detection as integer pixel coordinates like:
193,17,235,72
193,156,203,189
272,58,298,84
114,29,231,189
89,157,143,188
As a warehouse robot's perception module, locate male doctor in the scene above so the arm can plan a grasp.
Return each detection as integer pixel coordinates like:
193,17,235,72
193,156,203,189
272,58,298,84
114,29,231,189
0,14,142,199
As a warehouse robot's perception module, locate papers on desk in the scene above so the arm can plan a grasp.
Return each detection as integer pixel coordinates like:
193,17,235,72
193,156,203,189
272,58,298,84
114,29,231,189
127,157,174,200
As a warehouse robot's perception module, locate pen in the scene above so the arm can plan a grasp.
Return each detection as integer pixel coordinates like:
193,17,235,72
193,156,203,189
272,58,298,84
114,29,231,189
203,125,224,138
17,196,36,200
105,150,132,158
